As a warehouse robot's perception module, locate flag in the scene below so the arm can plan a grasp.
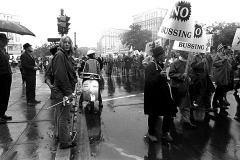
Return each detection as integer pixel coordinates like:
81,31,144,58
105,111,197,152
130,46,133,52
231,28,240,50
217,43,223,52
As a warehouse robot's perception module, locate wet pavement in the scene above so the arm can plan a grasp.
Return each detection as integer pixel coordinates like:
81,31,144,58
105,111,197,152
0,69,56,160
84,73,240,160
1,68,240,160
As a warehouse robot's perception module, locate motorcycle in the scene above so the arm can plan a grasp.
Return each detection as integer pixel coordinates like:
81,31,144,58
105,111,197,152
79,72,101,113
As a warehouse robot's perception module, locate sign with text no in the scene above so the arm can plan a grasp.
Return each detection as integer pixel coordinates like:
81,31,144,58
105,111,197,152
158,0,195,42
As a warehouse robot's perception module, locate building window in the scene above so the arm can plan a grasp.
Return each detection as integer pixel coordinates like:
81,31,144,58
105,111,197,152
8,45,13,51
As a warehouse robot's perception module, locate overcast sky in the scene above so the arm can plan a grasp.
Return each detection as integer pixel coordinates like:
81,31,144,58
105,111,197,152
0,0,239,48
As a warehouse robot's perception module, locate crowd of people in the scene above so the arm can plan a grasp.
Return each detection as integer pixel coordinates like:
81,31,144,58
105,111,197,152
100,52,146,77
144,44,240,142
1,31,240,147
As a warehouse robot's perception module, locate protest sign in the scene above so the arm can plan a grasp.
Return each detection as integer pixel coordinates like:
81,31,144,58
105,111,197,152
158,0,195,43
232,28,240,50
173,24,208,53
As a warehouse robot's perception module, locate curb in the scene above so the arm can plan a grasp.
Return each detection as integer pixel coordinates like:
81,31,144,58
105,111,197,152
54,104,91,160
78,111,91,160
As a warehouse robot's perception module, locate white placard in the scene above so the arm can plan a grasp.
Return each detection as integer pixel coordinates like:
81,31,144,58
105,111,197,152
232,28,240,50
173,24,208,53
158,0,195,43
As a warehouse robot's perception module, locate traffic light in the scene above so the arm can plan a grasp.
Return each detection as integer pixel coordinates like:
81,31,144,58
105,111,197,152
64,16,70,34
57,15,70,35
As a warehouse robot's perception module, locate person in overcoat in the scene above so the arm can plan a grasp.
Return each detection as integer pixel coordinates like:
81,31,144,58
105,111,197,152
212,46,231,113
20,43,41,106
0,33,12,123
124,52,132,77
189,52,216,111
51,36,77,149
144,46,177,142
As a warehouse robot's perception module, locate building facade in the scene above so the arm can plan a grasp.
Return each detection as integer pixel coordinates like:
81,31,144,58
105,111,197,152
97,28,129,57
0,13,22,56
132,8,167,41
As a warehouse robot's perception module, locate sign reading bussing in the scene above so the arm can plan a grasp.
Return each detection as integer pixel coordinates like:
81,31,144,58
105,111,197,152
158,0,208,53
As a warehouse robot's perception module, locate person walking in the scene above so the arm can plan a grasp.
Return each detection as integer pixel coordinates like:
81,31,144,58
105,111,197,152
116,55,122,75
144,46,177,142
169,51,196,129
51,36,78,149
122,53,126,75
20,43,41,106
212,45,232,116
138,54,145,77
106,54,114,76
189,52,216,112
124,52,132,77
0,33,12,123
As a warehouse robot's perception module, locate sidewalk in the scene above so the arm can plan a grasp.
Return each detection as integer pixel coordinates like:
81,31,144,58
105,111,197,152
0,70,90,160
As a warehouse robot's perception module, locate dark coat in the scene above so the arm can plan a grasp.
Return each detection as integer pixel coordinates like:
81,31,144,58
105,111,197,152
124,56,132,69
144,61,177,116
52,48,77,97
20,51,36,75
97,57,103,70
0,49,11,75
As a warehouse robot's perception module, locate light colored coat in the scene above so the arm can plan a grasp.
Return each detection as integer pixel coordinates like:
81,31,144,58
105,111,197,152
213,52,231,85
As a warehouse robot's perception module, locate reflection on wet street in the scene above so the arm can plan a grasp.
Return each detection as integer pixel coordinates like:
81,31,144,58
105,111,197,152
0,72,56,160
1,70,240,159
85,109,103,158
87,73,240,160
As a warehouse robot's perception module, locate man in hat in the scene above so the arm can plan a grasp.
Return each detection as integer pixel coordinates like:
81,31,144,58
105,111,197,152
20,43,41,106
0,33,12,123
144,46,177,142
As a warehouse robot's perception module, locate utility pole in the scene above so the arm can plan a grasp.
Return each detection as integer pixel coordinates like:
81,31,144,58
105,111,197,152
74,32,76,47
